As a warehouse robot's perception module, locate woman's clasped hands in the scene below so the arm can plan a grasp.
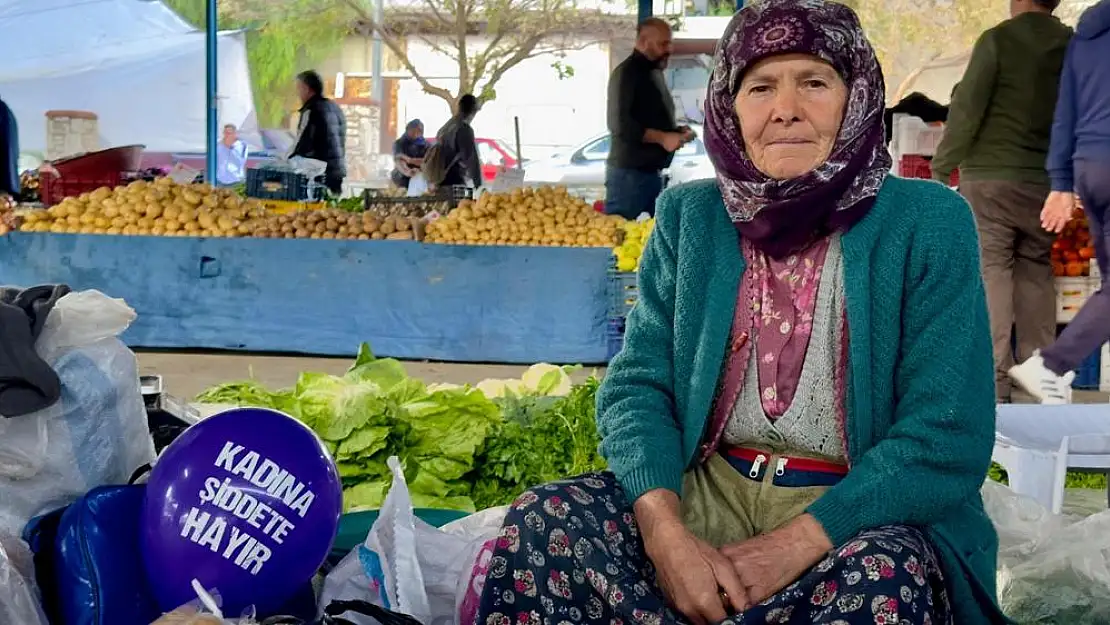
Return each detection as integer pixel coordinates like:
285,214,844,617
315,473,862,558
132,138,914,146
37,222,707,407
640,504,833,625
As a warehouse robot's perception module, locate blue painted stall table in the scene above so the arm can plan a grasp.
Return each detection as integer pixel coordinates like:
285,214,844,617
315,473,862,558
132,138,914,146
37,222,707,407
0,233,613,363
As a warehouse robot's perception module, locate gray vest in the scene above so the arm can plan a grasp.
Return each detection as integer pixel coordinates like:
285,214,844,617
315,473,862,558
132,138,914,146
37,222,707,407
722,236,846,462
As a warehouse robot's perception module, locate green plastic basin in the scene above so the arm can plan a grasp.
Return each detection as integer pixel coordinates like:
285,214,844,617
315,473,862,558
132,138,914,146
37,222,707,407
330,508,471,560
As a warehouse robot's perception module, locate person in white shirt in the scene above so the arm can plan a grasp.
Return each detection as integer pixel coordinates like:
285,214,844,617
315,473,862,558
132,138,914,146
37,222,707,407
216,124,248,186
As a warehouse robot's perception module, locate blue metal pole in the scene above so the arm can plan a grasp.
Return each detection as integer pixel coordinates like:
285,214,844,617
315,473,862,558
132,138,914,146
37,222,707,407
205,0,218,183
736,0,744,9
638,0,651,23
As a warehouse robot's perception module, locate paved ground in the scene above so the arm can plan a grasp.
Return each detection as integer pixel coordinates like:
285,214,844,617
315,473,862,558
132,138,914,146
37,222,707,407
137,350,602,400
138,350,1106,404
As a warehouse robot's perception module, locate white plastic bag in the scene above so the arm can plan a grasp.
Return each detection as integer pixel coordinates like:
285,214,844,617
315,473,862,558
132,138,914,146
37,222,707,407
287,156,328,179
407,173,430,197
0,532,48,625
0,290,156,537
319,457,506,624
151,580,257,625
984,480,1110,624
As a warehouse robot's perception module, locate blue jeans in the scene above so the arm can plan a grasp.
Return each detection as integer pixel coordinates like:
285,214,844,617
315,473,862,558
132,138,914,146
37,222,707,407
605,167,663,220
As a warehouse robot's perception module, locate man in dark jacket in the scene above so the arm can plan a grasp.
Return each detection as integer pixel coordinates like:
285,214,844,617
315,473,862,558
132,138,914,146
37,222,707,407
1011,0,1110,404
605,18,692,219
436,94,482,188
931,0,1072,402
291,70,347,195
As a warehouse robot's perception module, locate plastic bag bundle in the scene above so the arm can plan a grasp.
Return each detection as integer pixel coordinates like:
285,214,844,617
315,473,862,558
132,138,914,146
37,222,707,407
984,481,1110,624
0,532,48,625
0,290,156,537
319,457,506,625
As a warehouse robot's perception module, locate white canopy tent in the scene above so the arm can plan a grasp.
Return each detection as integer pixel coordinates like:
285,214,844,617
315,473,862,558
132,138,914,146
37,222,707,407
0,0,257,155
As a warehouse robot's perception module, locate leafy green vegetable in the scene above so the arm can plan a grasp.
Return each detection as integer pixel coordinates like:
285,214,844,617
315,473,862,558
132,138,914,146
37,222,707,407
195,380,283,408
990,461,1108,490
194,344,608,513
343,480,390,510
473,378,606,510
345,343,409,390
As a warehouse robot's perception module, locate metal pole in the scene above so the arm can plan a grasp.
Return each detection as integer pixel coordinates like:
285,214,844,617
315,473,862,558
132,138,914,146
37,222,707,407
205,0,218,184
371,0,384,152
735,0,744,9
513,116,523,169
638,0,651,23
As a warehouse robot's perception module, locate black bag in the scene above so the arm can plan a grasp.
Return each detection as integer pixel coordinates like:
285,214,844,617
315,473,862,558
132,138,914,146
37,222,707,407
261,599,423,625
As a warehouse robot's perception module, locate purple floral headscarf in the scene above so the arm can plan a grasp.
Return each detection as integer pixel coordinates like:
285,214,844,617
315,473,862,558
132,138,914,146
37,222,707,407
703,0,891,258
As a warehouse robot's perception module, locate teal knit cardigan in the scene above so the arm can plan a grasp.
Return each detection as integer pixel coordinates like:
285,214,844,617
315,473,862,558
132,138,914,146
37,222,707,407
596,177,1008,624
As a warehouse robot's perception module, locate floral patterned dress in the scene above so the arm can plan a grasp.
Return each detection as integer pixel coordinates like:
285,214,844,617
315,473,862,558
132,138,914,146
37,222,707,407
473,475,952,625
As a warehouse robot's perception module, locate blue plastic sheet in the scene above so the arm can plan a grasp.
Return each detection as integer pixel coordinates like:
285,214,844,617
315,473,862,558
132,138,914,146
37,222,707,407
0,233,613,363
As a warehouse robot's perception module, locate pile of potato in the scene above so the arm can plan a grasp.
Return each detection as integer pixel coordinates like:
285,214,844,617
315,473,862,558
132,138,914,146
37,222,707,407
0,202,18,235
19,178,266,236
365,198,450,220
246,208,419,240
424,186,624,247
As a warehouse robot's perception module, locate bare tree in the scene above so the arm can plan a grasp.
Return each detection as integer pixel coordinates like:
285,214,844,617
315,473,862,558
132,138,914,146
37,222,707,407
223,0,628,113
348,0,628,111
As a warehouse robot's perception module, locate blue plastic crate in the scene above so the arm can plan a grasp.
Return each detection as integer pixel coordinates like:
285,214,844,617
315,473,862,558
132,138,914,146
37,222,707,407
607,270,639,319
1074,348,1101,390
606,318,626,361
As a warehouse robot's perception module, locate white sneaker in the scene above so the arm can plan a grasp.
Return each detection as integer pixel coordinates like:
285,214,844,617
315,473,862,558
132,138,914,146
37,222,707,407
1009,352,1076,405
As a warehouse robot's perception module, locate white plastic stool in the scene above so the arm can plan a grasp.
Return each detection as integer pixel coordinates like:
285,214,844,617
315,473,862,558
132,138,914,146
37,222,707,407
993,404,1110,514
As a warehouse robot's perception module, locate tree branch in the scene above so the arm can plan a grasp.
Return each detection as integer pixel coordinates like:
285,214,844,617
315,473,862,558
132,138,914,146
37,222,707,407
340,0,455,104
475,35,545,101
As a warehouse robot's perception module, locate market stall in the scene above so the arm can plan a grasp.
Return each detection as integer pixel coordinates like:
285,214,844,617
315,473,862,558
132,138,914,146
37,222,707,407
0,291,609,623
0,179,644,364
0,233,613,363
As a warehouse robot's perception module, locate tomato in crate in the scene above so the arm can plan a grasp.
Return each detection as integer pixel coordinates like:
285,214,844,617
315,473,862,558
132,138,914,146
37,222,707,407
1051,214,1094,277
897,155,958,186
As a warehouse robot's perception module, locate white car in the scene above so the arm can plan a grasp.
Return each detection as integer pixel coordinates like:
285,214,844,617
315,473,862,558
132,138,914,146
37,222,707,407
524,125,712,188
663,147,715,188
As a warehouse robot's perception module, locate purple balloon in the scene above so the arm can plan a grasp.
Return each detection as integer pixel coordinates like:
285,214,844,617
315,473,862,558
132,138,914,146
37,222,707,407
141,407,342,615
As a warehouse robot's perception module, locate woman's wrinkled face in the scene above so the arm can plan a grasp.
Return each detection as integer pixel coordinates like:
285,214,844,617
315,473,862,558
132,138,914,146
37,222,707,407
734,53,848,180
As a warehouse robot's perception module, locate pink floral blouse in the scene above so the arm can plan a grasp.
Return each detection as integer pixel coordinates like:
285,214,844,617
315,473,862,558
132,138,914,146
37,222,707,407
742,236,832,419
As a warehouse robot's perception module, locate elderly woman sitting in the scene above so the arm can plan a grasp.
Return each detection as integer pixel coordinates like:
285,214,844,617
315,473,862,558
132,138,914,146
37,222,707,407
473,2,1005,624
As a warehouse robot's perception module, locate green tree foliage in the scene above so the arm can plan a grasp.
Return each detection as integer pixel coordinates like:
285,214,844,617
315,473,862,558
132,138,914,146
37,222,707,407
161,0,349,126
851,0,1009,101
241,6,350,126
162,0,207,26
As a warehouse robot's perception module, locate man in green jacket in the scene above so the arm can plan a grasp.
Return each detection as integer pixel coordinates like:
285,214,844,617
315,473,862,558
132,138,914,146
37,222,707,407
932,0,1073,403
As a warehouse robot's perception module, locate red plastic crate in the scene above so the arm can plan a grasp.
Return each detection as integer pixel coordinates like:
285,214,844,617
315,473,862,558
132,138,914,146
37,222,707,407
899,155,959,187
41,174,132,206
40,145,144,206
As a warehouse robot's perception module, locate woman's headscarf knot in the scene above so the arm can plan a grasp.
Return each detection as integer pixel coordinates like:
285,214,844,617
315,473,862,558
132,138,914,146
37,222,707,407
703,0,891,258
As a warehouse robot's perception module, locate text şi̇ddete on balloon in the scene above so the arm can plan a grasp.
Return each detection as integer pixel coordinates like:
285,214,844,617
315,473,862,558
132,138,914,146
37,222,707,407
179,442,318,575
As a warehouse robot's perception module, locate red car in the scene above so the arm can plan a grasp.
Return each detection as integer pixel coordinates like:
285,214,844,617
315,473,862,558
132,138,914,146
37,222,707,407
475,138,521,182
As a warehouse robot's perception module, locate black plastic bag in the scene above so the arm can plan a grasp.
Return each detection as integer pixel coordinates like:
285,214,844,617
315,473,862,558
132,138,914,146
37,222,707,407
261,600,423,625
